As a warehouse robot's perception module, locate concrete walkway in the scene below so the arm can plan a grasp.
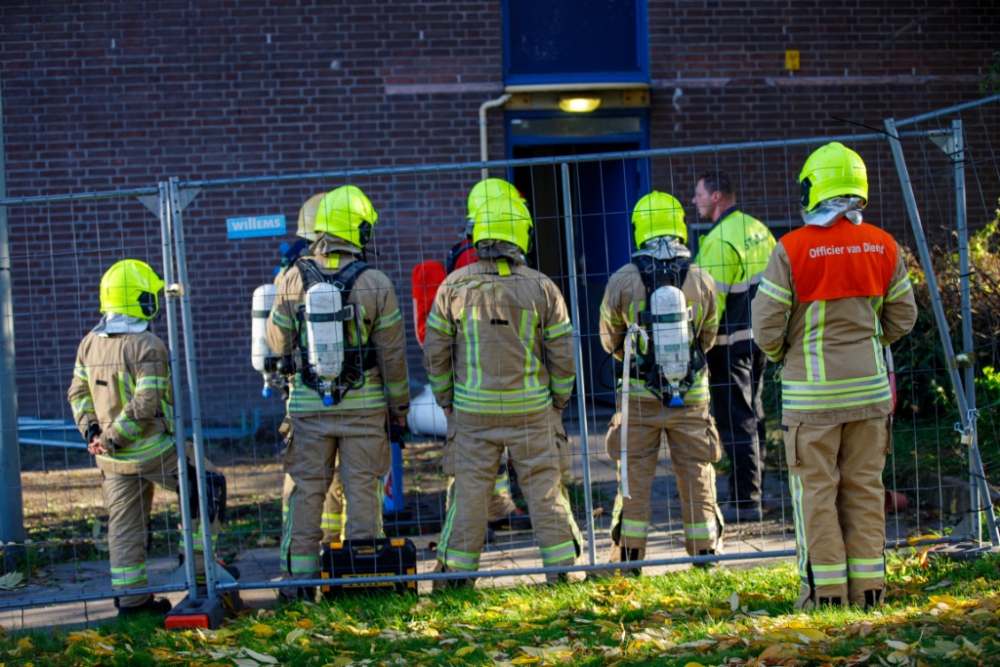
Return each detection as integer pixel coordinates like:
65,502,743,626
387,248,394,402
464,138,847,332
0,419,930,631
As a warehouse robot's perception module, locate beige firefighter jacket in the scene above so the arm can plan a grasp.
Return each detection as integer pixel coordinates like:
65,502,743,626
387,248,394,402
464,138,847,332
423,257,576,414
751,241,917,425
599,260,719,404
266,251,410,418
67,330,174,467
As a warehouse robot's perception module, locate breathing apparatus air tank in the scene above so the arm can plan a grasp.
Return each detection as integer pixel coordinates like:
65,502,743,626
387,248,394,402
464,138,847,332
647,284,692,407
304,281,349,407
251,284,281,398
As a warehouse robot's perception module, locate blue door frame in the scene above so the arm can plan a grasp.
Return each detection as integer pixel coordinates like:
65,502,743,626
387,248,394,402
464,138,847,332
506,109,651,403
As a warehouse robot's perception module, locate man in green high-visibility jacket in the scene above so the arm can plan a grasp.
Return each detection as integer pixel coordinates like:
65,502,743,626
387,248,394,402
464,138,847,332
692,171,776,524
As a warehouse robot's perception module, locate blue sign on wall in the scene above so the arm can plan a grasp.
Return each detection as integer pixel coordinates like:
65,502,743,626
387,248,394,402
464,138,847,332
227,215,286,239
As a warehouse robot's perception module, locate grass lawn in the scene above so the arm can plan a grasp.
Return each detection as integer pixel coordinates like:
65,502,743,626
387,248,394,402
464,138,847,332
1,550,999,666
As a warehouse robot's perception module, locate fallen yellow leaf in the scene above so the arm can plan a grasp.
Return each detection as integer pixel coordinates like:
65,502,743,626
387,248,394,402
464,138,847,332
297,618,314,630
251,624,276,638
455,646,476,657
759,644,786,661
929,595,960,607
794,628,828,642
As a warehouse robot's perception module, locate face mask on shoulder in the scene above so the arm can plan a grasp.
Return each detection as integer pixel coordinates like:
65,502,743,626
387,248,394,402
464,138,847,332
632,235,691,261
800,196,866,228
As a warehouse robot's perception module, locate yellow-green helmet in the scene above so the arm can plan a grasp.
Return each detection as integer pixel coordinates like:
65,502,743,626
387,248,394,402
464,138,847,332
314,185,379,247
471,194,533,253
100,259,165,320
467,178,526,220
632,191,687,247
295,192,326,242
799,142,868,212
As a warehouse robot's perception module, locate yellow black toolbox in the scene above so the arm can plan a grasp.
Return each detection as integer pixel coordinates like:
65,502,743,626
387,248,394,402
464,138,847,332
320,538,417,597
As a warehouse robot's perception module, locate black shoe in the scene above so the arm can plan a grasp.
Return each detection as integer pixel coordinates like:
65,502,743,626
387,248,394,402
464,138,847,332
278,586,316,603
721,505,761,524
115,595,173,618
196,563,242,585
432,565,473,591
488,509,532,532
692,548,719,570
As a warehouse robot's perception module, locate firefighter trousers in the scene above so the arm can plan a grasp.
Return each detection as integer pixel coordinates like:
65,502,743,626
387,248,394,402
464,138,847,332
707,345,767,508
785,416,889,608
606,399,724,565
282,465,345,545
443,407,573,521
281,410,390,580
99,442,220,608
438,408,581,577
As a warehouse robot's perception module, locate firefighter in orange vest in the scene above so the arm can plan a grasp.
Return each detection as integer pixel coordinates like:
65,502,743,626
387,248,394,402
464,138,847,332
751,143,917,609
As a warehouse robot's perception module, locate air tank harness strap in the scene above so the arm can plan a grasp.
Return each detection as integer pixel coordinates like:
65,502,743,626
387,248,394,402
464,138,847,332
630,255,705,405
294,259,376,401
619,322,648,501
305,304,355,324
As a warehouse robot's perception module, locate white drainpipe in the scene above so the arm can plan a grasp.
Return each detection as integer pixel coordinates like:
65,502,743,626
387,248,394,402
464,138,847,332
479,93,511,180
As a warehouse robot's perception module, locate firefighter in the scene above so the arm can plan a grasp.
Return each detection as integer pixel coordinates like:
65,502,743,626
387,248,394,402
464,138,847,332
752,142,917,609
692,171,775,524
600,191,724,574
425,193,582,588
441,178,533,532
267,185,410,600
67,260,228,616
279,193,346,544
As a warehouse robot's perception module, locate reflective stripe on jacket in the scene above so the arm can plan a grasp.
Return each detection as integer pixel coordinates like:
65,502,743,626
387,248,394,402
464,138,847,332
599,260,718,405
423,258,576,415
694,208,775,353
67,330,174,464
751,218,918,425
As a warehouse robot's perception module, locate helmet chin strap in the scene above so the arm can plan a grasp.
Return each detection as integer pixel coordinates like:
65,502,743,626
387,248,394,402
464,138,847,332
801,196,866,228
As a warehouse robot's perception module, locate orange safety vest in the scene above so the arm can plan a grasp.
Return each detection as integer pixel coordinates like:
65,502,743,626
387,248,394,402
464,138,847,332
782,218,898,302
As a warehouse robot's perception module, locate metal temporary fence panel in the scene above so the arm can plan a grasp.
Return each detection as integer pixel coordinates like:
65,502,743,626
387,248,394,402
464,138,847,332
0,114,984,616
886,94,1000,549
0,185,202,622
165,125,968,596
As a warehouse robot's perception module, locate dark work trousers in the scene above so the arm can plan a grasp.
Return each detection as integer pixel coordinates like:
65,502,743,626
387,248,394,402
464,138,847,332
707,343,767,508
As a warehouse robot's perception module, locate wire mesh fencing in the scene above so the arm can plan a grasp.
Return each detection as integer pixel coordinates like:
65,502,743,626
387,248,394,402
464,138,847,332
885,95,1000,549
0,187,198,627
0,100,997,623
164,124,983,597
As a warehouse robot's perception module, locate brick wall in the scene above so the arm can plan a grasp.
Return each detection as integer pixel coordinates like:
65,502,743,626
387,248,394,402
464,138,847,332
1,0,997,422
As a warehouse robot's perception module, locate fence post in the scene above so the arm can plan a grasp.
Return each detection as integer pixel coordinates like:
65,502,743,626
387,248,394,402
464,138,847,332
560,162,597,565
159,181,199,597
0,86,24,552
950,120,983,543
167,177,219,596
884,118,1000,547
